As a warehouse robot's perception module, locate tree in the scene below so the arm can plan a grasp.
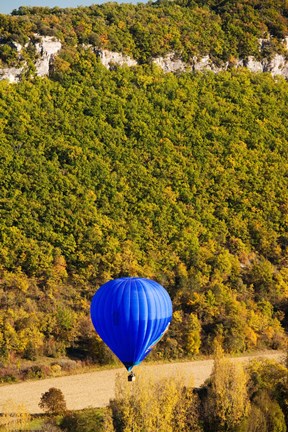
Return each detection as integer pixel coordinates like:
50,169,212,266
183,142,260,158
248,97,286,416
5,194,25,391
251,391,286,432
203,347,250,431
110,372,202,432
39,387,67,415
247,359,288,427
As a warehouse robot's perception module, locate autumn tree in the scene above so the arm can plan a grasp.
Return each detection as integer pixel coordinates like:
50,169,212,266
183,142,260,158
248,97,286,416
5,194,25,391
39,387,67,415
247,391,286,432
246,359,288,427
203,346,250,431
110,372,202,432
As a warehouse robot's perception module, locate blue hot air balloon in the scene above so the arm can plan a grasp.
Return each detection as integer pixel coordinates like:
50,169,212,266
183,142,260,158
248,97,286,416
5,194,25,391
90,277,172,375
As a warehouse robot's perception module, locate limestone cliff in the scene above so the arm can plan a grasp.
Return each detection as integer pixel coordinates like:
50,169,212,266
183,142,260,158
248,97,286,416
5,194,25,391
0,35,288,82
0,35,62,83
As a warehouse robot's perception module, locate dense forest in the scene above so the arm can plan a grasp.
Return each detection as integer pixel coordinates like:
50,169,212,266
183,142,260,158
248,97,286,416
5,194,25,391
0,0,288,377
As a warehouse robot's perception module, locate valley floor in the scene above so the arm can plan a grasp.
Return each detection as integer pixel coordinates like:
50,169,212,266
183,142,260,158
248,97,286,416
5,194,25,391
0,351,284,414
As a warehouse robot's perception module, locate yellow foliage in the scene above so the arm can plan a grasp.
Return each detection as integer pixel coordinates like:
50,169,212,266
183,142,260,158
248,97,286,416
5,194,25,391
118,21,126,30
2,270,29,293
206,357,250,429
173,310,183,323
99,34,109,46
244,327,258,348
112,371,199,432
0,399,30,431
176,262,188,279
186,314,201,355
52,56,71,74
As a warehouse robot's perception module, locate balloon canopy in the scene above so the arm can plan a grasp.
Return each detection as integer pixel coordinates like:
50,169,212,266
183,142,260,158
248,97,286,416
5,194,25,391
90,277,172,371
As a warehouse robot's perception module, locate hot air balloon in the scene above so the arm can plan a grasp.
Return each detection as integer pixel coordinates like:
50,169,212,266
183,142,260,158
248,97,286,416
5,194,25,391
90,277,172,380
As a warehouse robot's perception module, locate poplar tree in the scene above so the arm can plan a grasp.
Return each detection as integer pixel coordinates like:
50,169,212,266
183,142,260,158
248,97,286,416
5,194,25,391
204,346,250,431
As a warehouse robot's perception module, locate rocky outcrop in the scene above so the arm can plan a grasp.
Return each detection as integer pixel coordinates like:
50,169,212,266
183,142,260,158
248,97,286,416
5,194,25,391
95,44,288,78
0,34,288,82
0,39,24,82
0,34,62,83
152,53,187,73
0,66,23,83
266,54,288,76
35,36,62,76
96,49,137,69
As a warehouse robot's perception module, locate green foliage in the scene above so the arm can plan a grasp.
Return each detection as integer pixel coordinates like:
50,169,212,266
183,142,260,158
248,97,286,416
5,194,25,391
60,408,114,432
258,392,286,432
247,359,288,425
244,391,287,432
0,24,287,365
1,0,288,69
233,394,286,432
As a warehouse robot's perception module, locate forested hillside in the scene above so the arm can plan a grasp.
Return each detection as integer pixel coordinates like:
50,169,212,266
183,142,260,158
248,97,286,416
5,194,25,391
0,0,288,371
0,0,287,69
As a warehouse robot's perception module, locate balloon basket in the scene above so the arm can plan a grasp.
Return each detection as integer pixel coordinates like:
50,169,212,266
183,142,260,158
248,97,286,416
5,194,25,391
128,372,136,382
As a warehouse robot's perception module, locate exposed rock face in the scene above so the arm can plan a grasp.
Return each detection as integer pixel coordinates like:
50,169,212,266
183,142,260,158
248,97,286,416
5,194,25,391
0,66,23,83
35,36,62,76
0,34,288,82
0,34,61,83
96,49,137,69
193,55,230,73
245,56,263,73
153,53,187,73
243,53,288,77
267,54,288,76
193,55,212,72
9,40,22,53
0,39,24,82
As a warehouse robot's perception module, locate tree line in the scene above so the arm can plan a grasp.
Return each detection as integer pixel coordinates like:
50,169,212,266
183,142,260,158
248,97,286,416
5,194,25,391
0,0,287,69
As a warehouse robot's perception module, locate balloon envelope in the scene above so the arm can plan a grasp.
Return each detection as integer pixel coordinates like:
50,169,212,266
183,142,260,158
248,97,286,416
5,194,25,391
90,277,172,371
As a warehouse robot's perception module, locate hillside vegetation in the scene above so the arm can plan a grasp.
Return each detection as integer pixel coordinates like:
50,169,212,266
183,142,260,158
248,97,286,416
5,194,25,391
0,0,287,68
0,0,287,370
